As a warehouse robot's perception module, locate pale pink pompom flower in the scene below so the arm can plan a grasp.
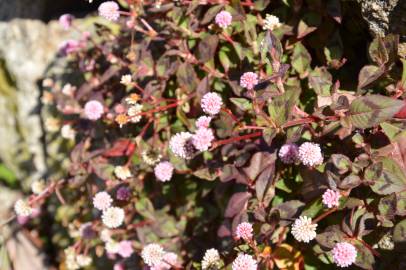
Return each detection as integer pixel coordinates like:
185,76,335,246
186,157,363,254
114,263,125,270
59,14,74,30
235,222,253,241
332,242,357,268
151,252,179,270
201,92,223,115
169,132,195,159
118,240,134,258
278,143,299,164
232,254,257,270
93,191,113,211
322,189,341,208
192,128,215,152
196,116,212,129
141,243,165,267
240,72,258,90
215,11,232,28
298,142,323,167
84,100,104,120
154,161,174,182
59,40,83,55
98,1,120,21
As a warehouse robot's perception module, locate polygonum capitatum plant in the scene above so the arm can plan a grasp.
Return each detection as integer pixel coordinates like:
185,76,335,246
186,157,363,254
8,0,406,269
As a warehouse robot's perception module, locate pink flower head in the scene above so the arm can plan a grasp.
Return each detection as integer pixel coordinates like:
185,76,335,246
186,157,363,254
116,186,131,201
240,72,259,90
215,11,232,28
298,142,323,167
118,240,134,258
169,132,195,159
322,189,341,208
235,222,253,241
84,100,104,120
59,40,82,55
278,143,299,164
232,254,257,270
59,14,74,30
192,128,215,152
201,92,223,115
196,116,212,129
93,191,113,211
154,161,174,182
332,242,357,268
114,263,125,270
151,252,179,270
98,1,120,21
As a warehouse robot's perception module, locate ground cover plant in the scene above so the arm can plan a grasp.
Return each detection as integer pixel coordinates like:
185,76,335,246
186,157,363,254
8,0,406,269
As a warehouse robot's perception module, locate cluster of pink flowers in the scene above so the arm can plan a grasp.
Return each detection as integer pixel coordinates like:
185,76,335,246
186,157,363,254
169,132,194,159
192,128,215,151
93,191,113,211
322,189,341,208
298,142,323,167
235,222,253,241
240,72,258,90
278,143,299,164
59,40,83,55
84,100,104,120
215,11,232,28
59,14,74,30
201,92,223,115
196,116,212,129
232,254,257,270
154,161,174,182
279,142,323,167
332,242,357,267
98,1,120,21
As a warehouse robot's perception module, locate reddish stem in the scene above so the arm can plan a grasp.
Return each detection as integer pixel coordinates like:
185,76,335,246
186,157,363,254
139,102,179,116
221,107,239,122
212,131,262,149
313,207,337,223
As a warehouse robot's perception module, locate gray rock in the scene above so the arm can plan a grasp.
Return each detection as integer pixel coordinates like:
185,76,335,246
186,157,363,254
0,19,77,187
356,0,406,41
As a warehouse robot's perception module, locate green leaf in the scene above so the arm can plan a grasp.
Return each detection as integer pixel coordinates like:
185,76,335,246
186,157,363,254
0,164,17,186
268,86,301,126
353,240,375,269
366,157,406,195
193,168,218,181
393,219,406,246
198,34,219,63
357,65,385,89
347,95,404,129
200,5,223,25
291,43,311,78
308,67,332,96
230,98,252,111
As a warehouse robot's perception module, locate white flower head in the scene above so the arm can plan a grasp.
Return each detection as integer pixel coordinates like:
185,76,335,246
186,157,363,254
102,207,125,228
14,199,33,217
76,254,92,267
291,216,317,243
31,180,45,195
120,74,132,86
114,166,132,180
127,103,143,123
105,240,120,254
141,243,165,267
61,124,76,140
263,14,282,31
202,248,221,270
